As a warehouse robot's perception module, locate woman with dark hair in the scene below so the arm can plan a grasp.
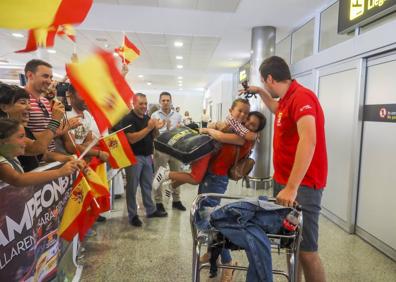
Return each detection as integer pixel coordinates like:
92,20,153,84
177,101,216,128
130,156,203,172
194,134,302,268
0,118,83,187
0,83,73,171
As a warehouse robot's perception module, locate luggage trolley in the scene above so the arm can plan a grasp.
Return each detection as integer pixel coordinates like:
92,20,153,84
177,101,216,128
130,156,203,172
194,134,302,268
190,193,303,282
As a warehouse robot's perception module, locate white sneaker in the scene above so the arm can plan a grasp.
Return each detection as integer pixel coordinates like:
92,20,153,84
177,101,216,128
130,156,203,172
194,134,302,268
153,166,169,191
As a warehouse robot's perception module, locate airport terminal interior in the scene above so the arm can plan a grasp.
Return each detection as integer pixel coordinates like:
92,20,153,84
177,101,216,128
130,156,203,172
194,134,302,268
0,0,396,281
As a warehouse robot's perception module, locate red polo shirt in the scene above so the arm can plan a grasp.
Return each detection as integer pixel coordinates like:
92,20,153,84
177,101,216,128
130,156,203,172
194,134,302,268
273,80,327,189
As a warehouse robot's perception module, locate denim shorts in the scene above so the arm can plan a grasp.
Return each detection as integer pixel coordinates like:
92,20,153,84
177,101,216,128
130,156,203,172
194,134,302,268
273,181,323,252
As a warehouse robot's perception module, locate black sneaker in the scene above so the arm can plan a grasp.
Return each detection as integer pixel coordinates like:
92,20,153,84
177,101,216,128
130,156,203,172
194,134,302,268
172,201,186,211
114,194,122,200
156,203,166,213
129,216,143,227
96,215,107,222
147,210,168,218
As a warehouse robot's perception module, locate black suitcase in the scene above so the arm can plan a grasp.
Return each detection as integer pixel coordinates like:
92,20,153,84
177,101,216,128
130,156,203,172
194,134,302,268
154,126,216,164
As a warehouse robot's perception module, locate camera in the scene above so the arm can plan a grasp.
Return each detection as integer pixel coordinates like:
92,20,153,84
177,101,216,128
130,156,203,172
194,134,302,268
55,82,72,111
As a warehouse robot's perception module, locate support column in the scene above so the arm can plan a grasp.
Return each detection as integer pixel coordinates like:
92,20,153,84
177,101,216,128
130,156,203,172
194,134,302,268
249,26,275,188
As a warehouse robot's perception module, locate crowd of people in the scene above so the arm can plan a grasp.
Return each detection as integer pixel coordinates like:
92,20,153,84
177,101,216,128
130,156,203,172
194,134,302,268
0,55,327,282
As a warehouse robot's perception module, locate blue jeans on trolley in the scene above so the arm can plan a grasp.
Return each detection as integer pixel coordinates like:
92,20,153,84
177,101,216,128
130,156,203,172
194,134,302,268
210,199,290,282
197,172,232,264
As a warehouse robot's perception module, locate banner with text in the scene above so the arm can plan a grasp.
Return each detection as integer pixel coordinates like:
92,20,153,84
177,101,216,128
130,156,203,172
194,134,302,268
0,172,75,281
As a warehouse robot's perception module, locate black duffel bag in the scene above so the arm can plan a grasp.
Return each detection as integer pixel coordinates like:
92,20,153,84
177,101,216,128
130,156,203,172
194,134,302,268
154,126,216,164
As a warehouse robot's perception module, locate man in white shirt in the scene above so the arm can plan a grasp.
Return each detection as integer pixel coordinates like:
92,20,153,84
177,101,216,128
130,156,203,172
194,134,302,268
151,92,186,213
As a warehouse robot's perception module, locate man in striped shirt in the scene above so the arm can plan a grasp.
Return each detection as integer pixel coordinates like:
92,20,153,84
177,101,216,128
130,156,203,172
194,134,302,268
24,59,56,151
24,59,80,152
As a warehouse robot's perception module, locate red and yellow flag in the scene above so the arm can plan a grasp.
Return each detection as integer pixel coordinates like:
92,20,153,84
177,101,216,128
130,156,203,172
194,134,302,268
56,24,76,42
59,161,110,241
115,36,140,65
58,173,94,241
0,0,93,29
66,49,135,134
15,27,57,53
99,131,136,169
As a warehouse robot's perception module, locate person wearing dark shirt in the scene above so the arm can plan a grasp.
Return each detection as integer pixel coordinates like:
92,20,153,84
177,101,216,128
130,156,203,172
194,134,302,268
123,93,167,227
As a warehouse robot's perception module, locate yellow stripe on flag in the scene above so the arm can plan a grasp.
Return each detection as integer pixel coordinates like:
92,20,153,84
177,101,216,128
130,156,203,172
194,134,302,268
58,175,91,236
104,134,131,168
0,0,62,29
122,47,139,64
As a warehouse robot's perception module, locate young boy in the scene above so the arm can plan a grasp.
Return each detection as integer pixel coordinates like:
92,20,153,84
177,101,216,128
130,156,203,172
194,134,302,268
152,98,262,190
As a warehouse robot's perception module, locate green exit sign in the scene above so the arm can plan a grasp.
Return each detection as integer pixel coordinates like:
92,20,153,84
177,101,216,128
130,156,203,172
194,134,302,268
338,0,396,34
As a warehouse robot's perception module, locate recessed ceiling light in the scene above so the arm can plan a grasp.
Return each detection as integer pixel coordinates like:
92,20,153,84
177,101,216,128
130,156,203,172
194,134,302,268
174,41,183,47
179,88,183,91
176,65,183,69
113,52,119,57
176,56,183,60
138,75,144,78
11,33,24,38
177,76,183,80
147,82,152,86
178,80,182,84
47,49,56,54
104,44,110,48
178,83,183,86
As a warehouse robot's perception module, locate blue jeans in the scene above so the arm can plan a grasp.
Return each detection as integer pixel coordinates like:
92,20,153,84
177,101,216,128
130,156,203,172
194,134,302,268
125,155,156,220
210,200,290,282
197,172,232,264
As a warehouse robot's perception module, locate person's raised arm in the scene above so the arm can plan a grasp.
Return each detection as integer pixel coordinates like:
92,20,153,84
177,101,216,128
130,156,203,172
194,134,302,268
200,128,245,146
276,115,316,206
240,86,279,113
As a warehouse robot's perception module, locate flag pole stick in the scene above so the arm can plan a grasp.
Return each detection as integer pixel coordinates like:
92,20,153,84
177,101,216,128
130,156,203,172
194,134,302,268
78,137,99,160
73,42,77,54
122,31,126,65
99,124,131,140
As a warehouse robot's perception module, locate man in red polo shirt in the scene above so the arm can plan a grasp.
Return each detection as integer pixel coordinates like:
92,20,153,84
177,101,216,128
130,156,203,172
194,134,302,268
244,56,327,282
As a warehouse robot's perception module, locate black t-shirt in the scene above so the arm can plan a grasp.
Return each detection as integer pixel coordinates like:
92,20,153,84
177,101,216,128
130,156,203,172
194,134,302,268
18,127,43,172
122,111,154,156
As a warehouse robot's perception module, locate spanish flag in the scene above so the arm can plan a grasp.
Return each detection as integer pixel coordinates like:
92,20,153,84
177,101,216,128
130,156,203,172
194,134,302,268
115,36,140,65
66,49,135,134
0,0,93,29
58,173,94,241
15,27,57,53
84,163,110,214
56,24,76,42
99,131,136,169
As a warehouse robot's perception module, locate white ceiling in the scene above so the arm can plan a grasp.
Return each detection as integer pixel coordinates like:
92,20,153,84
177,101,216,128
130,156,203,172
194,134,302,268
0,0,334,93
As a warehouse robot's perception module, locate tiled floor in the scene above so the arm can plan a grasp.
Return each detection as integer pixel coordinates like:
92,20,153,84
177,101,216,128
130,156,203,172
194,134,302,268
80,182,396,282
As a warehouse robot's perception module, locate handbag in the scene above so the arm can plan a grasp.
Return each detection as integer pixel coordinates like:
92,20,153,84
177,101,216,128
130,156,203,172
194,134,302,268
228,146,255,181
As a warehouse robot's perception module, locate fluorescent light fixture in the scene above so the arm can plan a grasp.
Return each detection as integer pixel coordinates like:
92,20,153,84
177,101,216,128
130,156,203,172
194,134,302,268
176,56,183,60
12,33,24,38
113,52,119,57
147,82,152,86
174,41,183,47
138,75,144,78
47,49,56,54
178,80,182,84
176,65,183,69
177,76,183,80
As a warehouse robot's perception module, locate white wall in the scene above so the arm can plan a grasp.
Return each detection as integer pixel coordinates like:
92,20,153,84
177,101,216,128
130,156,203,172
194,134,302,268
203,73,235,122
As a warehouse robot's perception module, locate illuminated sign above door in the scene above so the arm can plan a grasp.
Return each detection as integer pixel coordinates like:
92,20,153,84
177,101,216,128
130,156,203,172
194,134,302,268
338,0,396,34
